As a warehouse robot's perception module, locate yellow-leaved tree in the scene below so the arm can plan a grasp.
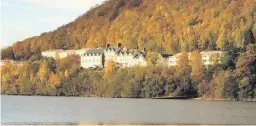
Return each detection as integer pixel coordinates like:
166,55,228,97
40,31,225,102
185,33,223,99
1,61,14,93
190,50,204,77
175,51,191,96
29,71,35,83
216,28,227,50
48,72,61,87
176,52,190,71
104,59,117,79
146,51,163,66
38,60,49,81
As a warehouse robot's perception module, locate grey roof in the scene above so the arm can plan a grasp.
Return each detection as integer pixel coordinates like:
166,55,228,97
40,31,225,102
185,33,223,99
82,47,146,59
117,49,146,58
84,48,104,54
105,46,121,53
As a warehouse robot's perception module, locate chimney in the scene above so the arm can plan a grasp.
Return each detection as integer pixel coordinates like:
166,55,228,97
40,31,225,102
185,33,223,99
136,46,138,50
118,43,121,48
143,48,146,52
106,44,110,48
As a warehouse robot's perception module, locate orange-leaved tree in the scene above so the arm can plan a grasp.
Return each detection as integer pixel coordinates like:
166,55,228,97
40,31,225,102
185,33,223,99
190,50,203,77
48,72,61,87
175,51,191,95
38,60,49,81
176,52,190,72
104,59,117,79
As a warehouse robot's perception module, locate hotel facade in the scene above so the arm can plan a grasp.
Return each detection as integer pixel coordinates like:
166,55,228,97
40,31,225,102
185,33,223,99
41,44,222,69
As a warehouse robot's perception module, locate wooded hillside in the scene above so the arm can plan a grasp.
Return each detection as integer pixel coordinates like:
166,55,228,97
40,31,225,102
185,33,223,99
1,0,256,60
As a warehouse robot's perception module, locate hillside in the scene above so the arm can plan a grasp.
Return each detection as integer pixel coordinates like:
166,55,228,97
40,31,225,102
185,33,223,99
1,0,256,60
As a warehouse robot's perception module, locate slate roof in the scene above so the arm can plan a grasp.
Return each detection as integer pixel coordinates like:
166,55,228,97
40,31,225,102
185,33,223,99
117,48,146,59
105,46,121,53
84,48,104,54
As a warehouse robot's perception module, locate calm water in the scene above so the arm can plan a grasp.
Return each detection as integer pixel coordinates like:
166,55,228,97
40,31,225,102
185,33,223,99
1,95,256,125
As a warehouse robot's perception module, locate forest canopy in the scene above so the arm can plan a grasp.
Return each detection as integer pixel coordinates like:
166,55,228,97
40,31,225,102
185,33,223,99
1,0,256,60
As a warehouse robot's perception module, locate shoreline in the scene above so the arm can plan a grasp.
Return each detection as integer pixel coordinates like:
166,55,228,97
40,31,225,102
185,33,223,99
2,94,255,102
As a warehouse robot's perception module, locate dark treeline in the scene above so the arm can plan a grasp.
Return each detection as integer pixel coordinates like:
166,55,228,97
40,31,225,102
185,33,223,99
1,44,256,101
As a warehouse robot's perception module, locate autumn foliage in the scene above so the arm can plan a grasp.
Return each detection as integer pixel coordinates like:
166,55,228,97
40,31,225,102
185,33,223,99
1,44,256,101
38,60,49,81
104,59,117,78
1,0,256,60
190,50,203,77
1,0,256,101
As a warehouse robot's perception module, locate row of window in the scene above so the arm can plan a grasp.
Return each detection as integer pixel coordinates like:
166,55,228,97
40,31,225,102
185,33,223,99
82,59,100,63
116,59,128,62
169,59,220,64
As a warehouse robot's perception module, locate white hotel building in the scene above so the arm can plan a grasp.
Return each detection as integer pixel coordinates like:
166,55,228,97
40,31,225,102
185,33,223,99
41,49,88,59
167,51,222,66
41,49,64,59
80,46,147,68
80,48,105,68
114,49,147,68
41,45,222,69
